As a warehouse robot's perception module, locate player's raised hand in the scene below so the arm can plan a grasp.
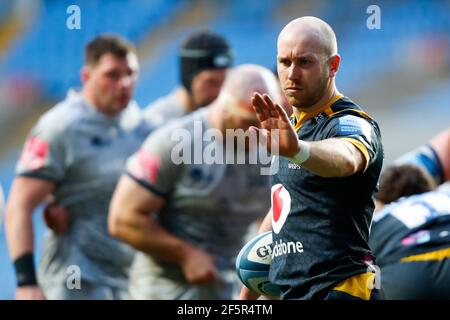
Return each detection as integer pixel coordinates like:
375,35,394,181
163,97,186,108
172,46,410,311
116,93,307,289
250,93,299,158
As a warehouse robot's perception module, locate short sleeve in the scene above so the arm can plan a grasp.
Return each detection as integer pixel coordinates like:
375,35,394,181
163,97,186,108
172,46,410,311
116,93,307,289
126,127,182,198
16,117,67,181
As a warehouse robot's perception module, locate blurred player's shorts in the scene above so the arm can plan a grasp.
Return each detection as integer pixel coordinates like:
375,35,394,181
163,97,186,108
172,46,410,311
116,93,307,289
42,279,130,300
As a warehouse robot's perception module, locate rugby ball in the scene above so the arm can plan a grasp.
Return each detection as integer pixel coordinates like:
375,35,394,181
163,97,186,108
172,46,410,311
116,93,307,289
235,231,280,298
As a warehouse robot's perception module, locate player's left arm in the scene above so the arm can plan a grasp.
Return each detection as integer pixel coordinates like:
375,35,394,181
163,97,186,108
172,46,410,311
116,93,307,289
300,138,367,177
251,93,377,178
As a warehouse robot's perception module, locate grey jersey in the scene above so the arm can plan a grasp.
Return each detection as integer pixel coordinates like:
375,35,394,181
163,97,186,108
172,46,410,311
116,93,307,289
143,89,187,128
126,108,270,299
16,89,152,290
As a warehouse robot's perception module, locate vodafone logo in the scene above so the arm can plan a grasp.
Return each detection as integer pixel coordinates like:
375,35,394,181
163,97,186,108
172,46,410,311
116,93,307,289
271,184,291,234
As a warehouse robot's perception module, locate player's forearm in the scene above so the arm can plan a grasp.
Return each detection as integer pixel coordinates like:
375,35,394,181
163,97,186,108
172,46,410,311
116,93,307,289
5,177,54,288
300,139,363,177
5,177,54,259
5,204,35,259
110,212,193,265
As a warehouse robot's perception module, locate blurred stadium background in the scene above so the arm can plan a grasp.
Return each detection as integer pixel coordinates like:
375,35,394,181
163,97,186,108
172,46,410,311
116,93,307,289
0,0,449,299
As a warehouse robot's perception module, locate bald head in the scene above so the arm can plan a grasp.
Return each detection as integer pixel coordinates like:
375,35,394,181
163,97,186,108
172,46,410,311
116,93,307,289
221,64,281,103
277,16,340,110
278,16,337,58
218,64,282,119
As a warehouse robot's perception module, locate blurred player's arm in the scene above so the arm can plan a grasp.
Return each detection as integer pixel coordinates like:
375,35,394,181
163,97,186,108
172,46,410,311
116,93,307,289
395,128,450,185
5,176,54,300
257,208,272,233
429,128,450,182
108,174,218,284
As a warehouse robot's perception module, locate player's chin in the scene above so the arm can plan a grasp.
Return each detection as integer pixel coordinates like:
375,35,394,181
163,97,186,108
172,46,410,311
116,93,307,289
286,96,303,108
113,100,129,112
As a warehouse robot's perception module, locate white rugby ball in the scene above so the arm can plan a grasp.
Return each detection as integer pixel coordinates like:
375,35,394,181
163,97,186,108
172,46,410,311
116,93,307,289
235,231,280,298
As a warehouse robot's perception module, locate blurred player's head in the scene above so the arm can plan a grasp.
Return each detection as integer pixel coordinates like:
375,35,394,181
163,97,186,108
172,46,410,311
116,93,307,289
216,64,282,131
81,34,139,116
376,165,436,206
179,30,233,109
277,16,340,110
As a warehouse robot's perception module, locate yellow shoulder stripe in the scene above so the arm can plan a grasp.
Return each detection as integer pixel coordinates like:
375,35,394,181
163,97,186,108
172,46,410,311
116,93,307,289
400,247,450,262
325,108,373,120
340,137,370,172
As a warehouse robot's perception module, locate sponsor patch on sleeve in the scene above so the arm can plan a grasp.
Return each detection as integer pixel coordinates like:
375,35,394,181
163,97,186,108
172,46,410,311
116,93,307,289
18,136,50,171
338,115,373,142
128,148,161,184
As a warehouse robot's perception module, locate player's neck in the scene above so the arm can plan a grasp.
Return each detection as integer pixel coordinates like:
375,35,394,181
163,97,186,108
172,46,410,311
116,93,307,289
82,88,97,110
177,87,197,113
81,88,120,117
293,86,340,119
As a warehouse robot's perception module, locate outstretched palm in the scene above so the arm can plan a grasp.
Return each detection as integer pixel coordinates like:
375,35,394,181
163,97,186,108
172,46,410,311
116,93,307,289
251,93,299,157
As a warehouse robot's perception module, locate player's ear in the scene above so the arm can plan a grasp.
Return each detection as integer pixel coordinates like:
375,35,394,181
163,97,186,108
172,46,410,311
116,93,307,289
329,54,341,77
80,66,91,85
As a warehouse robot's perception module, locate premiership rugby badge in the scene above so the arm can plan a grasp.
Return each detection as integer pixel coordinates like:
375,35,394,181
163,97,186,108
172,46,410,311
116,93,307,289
19,136,49,171
129,148,161,184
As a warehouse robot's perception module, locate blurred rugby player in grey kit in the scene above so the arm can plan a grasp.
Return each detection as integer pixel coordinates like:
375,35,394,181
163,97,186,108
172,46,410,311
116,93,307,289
5,35,151,299
144,29,233,128
109,64,282,300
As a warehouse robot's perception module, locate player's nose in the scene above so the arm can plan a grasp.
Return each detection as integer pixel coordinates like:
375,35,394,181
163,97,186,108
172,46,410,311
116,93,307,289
287,64,301,82
119,74,134,89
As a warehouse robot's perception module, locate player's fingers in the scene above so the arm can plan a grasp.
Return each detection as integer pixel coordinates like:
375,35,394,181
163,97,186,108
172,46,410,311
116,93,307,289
249,127,271,151
248,126,260,136
257,128,272,150
262,94,279,118
194,269,219,285
239,286,260,300
251,99,266,125
252,93,270,121
274,102,291,123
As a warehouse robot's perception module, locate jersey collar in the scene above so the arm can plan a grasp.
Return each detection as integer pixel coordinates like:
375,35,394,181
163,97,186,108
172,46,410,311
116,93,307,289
291,93,344,132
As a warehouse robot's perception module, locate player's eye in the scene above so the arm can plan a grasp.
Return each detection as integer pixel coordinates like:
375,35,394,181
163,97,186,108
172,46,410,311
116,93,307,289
106,71,120,80
279,59,291,67
299,58,311,66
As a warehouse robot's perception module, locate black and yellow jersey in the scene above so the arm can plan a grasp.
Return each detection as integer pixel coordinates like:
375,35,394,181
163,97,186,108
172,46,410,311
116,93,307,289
370,183,450,267
369,184,450,299
269,94,384,299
